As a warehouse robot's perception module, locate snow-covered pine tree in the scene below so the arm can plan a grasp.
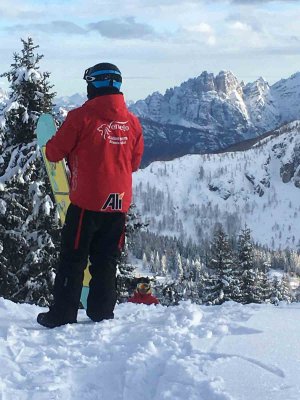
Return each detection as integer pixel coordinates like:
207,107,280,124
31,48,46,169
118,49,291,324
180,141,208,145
116,204,148,301
0,37,60,306
270,276,282,305
238,226,254,271
240,269,262,304
237,225,260,303
258,270,272,302
279,274,293,303
270,274,293,304
175,251,184,280
199,271,219,305
154,251,161,274
161,253,167,276
208,225,239,304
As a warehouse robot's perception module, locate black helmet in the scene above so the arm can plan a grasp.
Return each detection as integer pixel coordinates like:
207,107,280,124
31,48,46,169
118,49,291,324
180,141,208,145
83,62,122,90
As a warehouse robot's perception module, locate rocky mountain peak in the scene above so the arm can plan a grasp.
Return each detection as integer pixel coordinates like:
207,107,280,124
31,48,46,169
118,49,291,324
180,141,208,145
194,71,216,92
215,70,242,96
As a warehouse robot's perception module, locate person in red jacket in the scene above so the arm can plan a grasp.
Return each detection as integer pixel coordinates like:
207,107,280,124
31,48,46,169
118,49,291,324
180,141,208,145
37,63,144,328
128,281,159,305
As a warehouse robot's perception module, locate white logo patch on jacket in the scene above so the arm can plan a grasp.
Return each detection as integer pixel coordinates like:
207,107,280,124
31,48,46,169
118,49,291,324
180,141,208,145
97,121,129,145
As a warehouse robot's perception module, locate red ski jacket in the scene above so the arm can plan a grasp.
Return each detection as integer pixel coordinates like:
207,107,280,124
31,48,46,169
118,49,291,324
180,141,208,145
46,94,144,212
128,291,159,305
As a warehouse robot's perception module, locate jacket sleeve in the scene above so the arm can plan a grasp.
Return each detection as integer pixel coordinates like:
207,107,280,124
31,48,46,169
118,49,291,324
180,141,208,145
45,110,80,162
131,118,144,172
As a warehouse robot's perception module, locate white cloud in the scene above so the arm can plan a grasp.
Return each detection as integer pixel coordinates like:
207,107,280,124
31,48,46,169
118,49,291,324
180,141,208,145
186,23,213,35
230,21,252,31
1,0,300,101
207,35,217,46
183,22,216,45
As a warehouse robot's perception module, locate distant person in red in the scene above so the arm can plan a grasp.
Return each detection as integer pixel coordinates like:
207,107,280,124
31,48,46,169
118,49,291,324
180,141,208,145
128,280,159,305
37,62,144,328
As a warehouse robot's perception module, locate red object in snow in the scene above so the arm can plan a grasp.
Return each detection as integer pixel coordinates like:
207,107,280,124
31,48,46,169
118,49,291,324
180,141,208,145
128,291,159,305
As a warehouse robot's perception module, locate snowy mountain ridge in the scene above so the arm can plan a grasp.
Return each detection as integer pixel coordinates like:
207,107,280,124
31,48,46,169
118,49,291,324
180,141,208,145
129,71,300,165
42,70,300,166
55,92,86,109
130,70,300,133
133,120,300,250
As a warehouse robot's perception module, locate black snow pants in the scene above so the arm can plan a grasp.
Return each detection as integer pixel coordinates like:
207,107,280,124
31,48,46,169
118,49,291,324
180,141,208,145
52,203,126,322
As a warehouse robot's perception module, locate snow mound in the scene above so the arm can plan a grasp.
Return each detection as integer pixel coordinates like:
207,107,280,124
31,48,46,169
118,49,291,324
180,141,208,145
1,298,300,399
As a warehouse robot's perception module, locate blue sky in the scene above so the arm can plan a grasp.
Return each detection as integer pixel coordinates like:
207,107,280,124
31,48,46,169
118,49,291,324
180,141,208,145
1,0,300,101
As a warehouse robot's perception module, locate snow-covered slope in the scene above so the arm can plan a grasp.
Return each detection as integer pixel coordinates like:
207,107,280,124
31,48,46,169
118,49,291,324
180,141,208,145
129,71,300,165
243,77,280,132
1,297,300,400
133,121,300,250
271,72,300,124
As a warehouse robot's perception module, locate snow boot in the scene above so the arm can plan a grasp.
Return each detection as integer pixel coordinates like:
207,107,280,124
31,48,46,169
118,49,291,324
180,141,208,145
37,308,77,329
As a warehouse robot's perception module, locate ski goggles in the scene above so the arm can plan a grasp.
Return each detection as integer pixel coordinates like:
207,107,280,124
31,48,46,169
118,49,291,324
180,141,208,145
137,282,151,292
83,68,122,83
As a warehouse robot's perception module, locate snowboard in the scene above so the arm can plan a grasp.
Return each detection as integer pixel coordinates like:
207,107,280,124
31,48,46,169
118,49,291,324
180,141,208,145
36,113,90,309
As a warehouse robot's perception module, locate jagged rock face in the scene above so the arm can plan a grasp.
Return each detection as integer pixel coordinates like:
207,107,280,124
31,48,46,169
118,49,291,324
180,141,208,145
215,71,243,96
129,71,300,166
270,122,300,189
132,71,249,130
243,78,280,131
132,71,256,165
278,142,300,189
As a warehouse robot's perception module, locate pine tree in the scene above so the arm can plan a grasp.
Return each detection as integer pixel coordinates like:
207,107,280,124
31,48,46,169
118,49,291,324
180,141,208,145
270,276,282,305
153,251,160,274
237,226,259,303
175,251,184,280
0,37,60,306
199,271,219,305
208,225,238,304
258,270,272,303
238,226,254,271
280,274,293,303
161,253,167,276
116,204,147,301
0,37,55,147
271,275,293,304
241,269,261,304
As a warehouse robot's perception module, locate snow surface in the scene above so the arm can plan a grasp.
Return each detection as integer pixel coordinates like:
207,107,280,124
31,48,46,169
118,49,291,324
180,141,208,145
1,298,300,400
